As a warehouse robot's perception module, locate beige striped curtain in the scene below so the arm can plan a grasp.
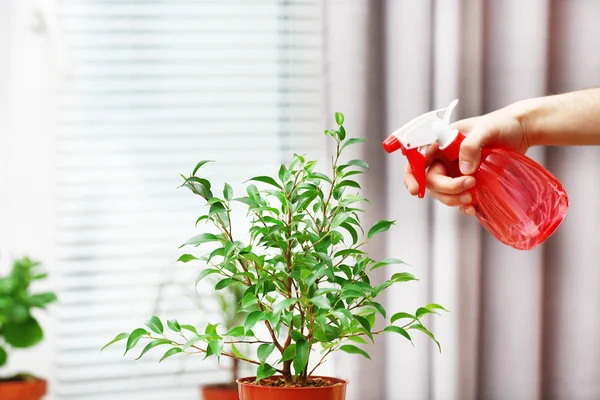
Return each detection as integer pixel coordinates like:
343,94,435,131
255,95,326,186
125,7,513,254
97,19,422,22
325,1,600,399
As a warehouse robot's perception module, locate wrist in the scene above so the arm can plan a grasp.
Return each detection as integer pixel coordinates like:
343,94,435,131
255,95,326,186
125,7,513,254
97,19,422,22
508,96,556,148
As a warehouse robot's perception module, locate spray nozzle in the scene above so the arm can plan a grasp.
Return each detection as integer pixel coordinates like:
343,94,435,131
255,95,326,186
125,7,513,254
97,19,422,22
383,99,464,198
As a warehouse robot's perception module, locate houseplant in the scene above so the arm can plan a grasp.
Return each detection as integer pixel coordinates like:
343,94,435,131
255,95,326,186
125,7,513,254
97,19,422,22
0,257,57,400
103,113,446,400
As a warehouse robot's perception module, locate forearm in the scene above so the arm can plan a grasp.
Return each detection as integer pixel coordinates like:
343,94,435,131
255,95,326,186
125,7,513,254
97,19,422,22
514,87,600,147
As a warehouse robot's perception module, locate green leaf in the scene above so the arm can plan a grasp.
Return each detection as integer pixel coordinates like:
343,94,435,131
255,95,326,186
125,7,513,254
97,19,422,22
291,330,304,342
167,319,181,333
426,303,449,313
244,311,266,330
249,176,282,190
223,183,233,201
181,325,198,335
181,233,219,247
409,323,442,352
334,248,364,258
26,292,57,308
209,340,224,362
280,344,296,362
353,314,371,332
257,343,275,363
231,343,245,359
183,335,204,351
330,212,350,230
367,220,395,240
347,159,369,169
218,326,240,338
341,137,366,150
391,272,418,283
338,125,346,140
209,202,227,216
335,111,344,125
125,328,149,355
215,278,233,290
390,312,415,324
192,160,214,176
336,180,361,190
316,252,333,269
136,339,172,360
293,339,309,377
383,326,412,341
371,258,405,270
347,336,368,345
196,215,209,227
146,316,164,334
310,296,331,309
101,332,129,351
0,346,6,367
177,254,198,263
3,317,43,348
339,222,359,245
195,269,220,287
256,363,277,383
272,298,296,315
369,301,386,319
159,347,183,363
309,172,332,184
416,307,439,318
278,164,291,182
340,344,370,359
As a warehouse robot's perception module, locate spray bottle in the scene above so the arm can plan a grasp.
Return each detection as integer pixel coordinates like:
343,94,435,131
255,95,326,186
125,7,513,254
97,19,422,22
382,99,569,250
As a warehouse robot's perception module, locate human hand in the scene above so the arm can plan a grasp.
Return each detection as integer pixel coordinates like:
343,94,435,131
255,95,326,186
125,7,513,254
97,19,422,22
403,102,534,216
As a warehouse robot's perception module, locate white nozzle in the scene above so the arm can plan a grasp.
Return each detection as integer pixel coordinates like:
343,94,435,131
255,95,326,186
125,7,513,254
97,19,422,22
392,99,459,149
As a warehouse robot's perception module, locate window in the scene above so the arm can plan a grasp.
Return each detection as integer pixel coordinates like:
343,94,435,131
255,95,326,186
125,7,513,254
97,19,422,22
52,1,325,399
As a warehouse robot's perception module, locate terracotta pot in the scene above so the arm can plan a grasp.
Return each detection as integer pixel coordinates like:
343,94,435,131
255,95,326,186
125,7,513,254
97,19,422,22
0,378,47,400
237,376,348,400
201,383,239,400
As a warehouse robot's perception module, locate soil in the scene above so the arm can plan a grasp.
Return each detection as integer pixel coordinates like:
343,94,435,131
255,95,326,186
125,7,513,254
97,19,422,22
249,376,343,388
0,374,38,383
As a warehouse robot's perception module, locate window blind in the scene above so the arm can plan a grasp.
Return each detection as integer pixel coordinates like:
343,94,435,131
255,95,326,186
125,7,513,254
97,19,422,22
53,1,324,399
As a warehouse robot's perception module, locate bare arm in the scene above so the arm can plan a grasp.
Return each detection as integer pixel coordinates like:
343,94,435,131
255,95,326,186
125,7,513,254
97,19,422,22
520,87,600,147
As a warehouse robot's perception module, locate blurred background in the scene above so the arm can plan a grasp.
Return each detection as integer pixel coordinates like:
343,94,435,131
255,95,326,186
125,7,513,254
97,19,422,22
1,1,600,400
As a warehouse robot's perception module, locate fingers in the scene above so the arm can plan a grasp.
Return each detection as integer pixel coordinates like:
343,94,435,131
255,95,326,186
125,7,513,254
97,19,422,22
426,162,474,208
426,164,476,195
403,162,420,196
459,205,476,216
458,125,495,175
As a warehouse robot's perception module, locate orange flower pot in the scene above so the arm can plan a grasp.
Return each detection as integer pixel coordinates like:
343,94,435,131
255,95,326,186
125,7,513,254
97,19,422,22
237,376,348,400
0,378,47,400
201,383,240,400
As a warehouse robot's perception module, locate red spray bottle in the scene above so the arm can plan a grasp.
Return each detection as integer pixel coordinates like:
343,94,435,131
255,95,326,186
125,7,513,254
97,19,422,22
383,99,569,250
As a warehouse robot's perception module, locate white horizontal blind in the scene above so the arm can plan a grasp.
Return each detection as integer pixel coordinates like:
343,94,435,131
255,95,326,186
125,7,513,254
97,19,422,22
53,1,324,399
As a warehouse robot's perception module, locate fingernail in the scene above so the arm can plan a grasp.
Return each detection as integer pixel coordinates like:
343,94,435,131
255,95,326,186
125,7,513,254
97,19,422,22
463,177,476,189
465,206,476,216
460,161,473,174
460,193,472,204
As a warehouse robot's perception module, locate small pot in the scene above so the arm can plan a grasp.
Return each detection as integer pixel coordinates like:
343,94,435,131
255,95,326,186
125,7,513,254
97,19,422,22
201,382,239,400
237,376,348,400
0,378,47,400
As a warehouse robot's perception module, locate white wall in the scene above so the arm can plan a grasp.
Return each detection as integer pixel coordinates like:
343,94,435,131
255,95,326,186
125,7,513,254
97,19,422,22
0,0,58,397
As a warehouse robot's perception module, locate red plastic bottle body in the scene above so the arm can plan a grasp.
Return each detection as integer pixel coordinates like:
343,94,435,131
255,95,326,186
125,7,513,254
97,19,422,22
470,149,569,250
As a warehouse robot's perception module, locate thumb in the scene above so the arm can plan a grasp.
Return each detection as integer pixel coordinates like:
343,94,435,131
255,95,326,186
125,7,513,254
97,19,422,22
458,126,495,175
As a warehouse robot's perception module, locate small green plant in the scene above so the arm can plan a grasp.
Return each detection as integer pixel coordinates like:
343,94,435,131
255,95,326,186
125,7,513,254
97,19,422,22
103,112,446,386
0,257,57,368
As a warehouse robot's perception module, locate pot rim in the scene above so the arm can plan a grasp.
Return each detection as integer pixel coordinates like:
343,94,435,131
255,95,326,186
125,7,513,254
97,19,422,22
237,375,349,389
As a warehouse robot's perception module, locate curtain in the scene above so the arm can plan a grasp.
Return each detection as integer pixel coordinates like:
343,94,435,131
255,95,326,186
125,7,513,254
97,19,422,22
325,1,600,399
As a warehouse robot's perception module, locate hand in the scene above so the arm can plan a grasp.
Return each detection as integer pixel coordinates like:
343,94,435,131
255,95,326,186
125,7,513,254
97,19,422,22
404,102,534,216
